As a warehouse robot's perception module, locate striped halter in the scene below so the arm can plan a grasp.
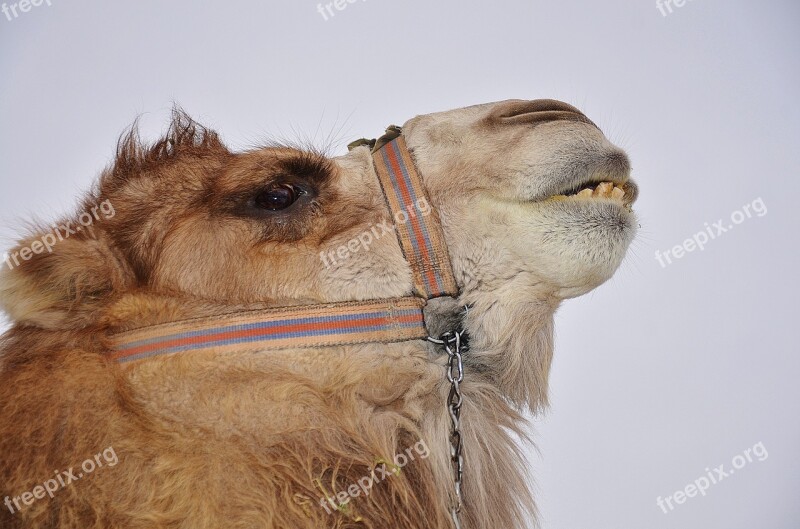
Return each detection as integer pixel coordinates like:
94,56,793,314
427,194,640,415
109,128,459,363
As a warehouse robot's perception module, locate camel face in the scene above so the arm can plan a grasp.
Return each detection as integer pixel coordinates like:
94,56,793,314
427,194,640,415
0,100,636,334
402,99,638,300
99,99,636,312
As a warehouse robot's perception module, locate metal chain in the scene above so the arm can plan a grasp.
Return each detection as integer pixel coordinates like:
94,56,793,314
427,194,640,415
428,330,465,529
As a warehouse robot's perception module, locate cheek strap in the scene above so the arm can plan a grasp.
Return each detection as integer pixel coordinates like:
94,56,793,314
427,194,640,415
371,133,458,299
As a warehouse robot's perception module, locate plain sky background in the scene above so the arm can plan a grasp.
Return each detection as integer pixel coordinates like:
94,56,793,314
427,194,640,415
1,1,798,527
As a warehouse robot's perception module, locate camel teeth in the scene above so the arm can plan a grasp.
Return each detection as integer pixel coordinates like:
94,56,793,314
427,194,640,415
564,182,629,202
594,182,613,197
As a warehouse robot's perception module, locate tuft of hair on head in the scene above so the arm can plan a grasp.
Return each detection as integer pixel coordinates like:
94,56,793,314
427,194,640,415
107,107,227,188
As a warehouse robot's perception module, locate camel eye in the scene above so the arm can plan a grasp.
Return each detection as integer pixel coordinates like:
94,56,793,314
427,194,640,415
253,184,303,211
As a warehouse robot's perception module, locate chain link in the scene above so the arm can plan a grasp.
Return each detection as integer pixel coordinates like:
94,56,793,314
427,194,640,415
428,330,465,529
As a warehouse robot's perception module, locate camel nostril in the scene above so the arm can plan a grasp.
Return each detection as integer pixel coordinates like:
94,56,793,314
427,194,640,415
492,99,597,128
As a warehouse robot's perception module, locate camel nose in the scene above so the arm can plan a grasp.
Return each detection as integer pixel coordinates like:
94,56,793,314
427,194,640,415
489,99,597,128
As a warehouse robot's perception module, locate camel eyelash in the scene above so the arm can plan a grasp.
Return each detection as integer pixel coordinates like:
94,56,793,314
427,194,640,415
276,153,335,184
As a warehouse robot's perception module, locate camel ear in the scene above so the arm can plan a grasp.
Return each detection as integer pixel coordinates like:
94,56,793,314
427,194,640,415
0,228,132,329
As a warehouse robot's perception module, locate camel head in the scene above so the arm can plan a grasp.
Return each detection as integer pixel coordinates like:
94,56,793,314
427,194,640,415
0,99,636,408
0,99,638,529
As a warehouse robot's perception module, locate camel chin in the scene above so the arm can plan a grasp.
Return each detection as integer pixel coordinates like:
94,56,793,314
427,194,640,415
519,195,638,299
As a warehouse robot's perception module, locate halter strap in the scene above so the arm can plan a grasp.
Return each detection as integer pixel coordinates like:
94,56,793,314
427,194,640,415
373,136,458,298
109,130,458,363
110,298,426,364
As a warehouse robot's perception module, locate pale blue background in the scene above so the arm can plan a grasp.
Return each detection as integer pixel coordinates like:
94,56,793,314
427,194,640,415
1,1,798,527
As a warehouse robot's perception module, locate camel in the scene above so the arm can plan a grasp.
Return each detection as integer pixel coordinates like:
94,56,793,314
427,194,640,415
0,99,638,529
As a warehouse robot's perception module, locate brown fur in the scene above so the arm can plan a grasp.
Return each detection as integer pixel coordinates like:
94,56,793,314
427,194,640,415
0,101,637,528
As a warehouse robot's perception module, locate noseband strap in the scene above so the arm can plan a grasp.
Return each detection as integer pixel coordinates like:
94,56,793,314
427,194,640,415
110,128,458,362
